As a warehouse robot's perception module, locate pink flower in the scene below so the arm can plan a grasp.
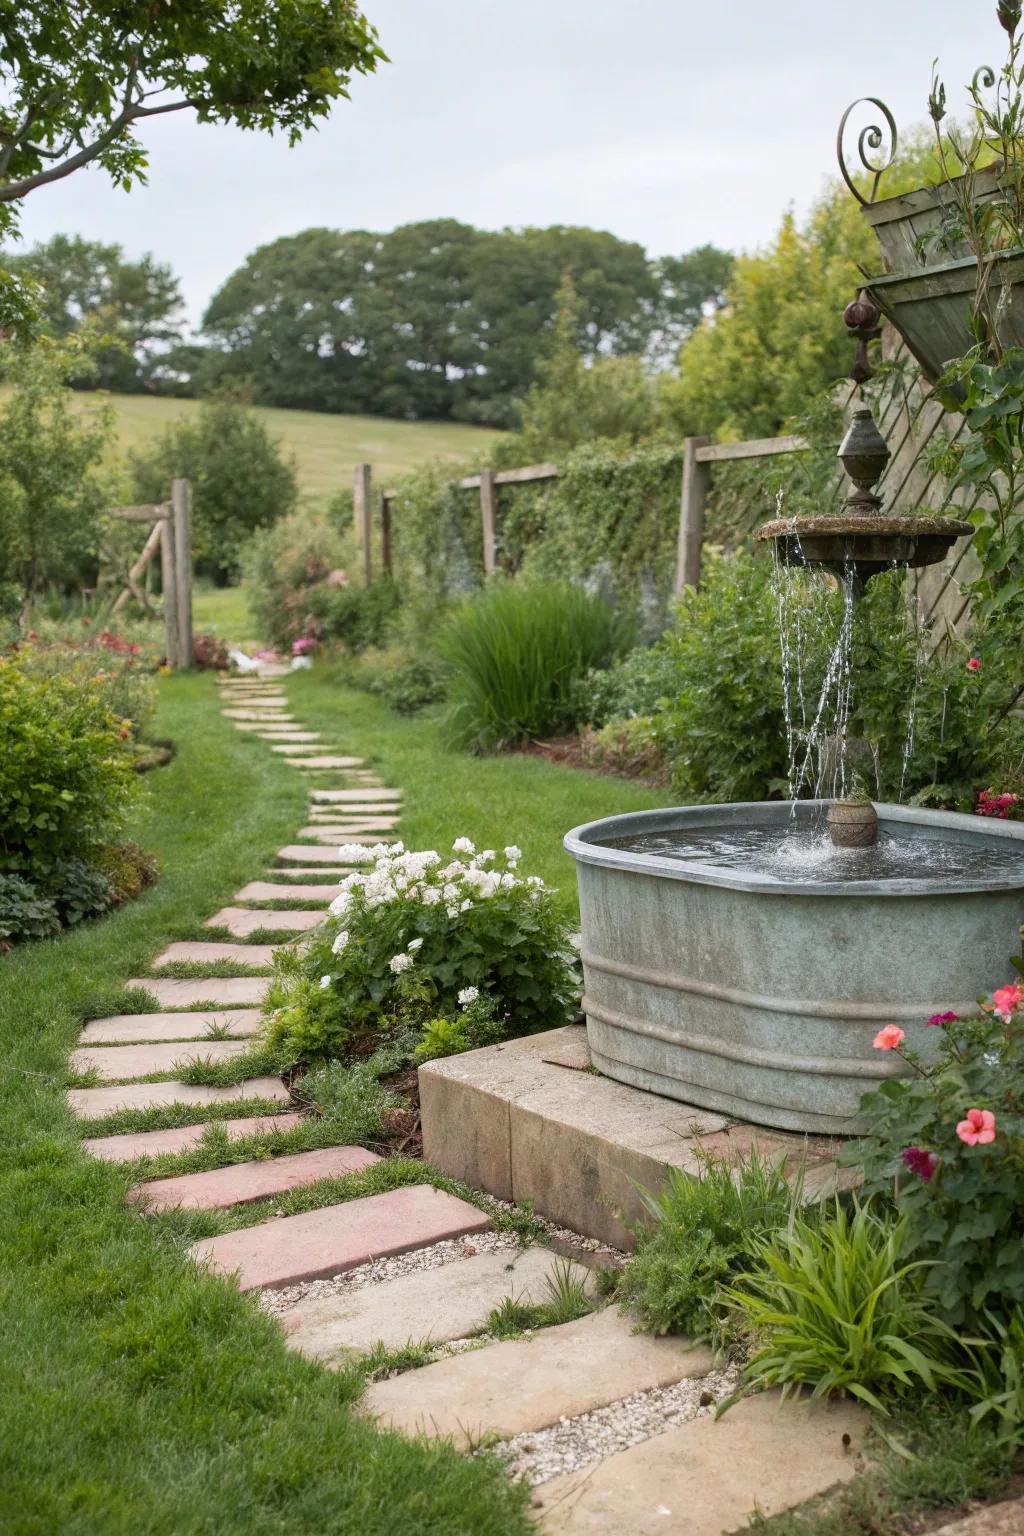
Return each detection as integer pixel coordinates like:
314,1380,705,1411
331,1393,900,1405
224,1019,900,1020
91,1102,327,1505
967,657,981,672
993,983,1023,1023
927,1010,958,1027
902,1146,940,1181
956,1108,996,1146
976,789,1019,819
873,1024,905,1051
292,635,316,656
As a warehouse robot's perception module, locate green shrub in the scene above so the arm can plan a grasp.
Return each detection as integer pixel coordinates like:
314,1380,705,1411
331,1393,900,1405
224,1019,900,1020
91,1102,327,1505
0,874,60,943
263,841,578,1065
0,658,138,883
130,395,298,583
51,857,112,926
302,580,395,656
572,645,679,727
96,841,160,906
17,626,158,739
845,982,1024,1324
721,1202,961,1413
241,510,383,654
580,717,668,783
349,645,449,714
413,992,505,1062
441,580,629,751
615,1151,803,1339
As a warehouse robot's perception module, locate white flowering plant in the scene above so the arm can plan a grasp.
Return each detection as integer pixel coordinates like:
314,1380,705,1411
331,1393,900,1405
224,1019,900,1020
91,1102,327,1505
263,839,579,1063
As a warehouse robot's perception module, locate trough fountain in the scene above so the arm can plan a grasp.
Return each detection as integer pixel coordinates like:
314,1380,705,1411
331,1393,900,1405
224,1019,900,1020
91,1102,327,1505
565,303,1024,1135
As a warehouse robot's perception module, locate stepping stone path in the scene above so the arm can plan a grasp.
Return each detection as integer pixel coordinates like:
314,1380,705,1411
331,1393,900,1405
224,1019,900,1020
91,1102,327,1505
66,668,865,1533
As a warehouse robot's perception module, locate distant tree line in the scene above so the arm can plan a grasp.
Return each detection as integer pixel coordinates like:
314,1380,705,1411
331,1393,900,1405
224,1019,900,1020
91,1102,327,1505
6,225,733,427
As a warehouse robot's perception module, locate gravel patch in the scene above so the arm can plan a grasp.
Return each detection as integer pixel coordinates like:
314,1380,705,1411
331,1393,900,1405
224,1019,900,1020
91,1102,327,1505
258,1230,523,1316
498,1365,741,1485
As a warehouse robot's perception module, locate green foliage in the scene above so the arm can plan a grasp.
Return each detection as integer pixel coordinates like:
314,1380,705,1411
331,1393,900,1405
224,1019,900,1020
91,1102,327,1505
96,841,159,907
16,626,158,740
846,995,1024,1324
484,1261,595,1339
0,4,384,330
721,1202,961,1413
263,842,579,1065
0,340,114,597
441,580,630,751
957,1306,1024,1446
293,1058,403,1145
5,235,183,391
51,857,112,926
242,509,362,651
573,644,680,727
615,1151,804,1339
0,873,60,943
349,647,448,714
413,993,505,1062
130,396,298,583
301,580,396,657
0,656,137,884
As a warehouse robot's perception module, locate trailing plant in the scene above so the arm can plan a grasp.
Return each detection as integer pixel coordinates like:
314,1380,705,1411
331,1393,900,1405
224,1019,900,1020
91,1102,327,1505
441,580,630,752
262,840,578,1065
615,1150,804,1340
843,977,1024,1324
721,1202,962,1413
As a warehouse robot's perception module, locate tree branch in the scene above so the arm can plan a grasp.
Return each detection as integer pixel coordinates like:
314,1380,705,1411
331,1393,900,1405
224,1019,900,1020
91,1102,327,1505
0,97,193,201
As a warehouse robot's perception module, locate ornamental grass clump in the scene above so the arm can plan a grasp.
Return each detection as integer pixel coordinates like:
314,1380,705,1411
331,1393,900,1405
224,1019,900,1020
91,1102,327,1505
263,839,579,1065
440,580,629,752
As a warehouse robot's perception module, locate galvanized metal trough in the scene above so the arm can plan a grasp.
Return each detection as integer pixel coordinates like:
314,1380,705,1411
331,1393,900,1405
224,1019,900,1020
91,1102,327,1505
564,801,1024,1134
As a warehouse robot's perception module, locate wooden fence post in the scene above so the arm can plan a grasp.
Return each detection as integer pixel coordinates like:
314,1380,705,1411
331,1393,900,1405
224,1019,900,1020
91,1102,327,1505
675,436,711,594
172,477,193,668
480,468,497,577
354,463,372,583
160,517,180,669
380,493,393,577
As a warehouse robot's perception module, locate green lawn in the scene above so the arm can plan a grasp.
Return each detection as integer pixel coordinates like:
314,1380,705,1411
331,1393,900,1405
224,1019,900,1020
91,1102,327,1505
0,673,532,1536
286,665,668,917
68,390,504,507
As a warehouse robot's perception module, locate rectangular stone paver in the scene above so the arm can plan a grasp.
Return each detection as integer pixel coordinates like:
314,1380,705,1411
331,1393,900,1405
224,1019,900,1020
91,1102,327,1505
296,823,400,841
362,1305,714,1445
309,805,401,817
222,709,295,720
223,694,289,706
277,845,372,865
151,941,280,969
537,1392,865,1535
231,722,310,734
312,789,402,803
68,1077,289,1119
80,1009,264,1044
191,1184,491,1291
128,976,268,1008
268,743,334,755
129,1145,380,1211
932,1499,1024,1536
235,882,339,903
82,1113,303,1162
72,1038,253,1081
290,756,371,770
206,907,324,936
282,1247,596,1362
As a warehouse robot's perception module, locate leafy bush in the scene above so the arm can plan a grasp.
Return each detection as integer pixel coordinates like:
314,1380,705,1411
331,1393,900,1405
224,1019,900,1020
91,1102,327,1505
302,580,395,655
846,979,1024,1324
96,841,160,906
579,717,668,783
130,395,298,583
615,1151,803,1339
192,632,230,670
573,644,679,727
413,992,505,1062
241,510,389,654
441,580,630,751
294,1057,403,1144
51,857,112,926
349,646,449,714
0,874,60,944
263,840,578,1065
721,1202,961,1413
0,658,137,883
16,624,158,739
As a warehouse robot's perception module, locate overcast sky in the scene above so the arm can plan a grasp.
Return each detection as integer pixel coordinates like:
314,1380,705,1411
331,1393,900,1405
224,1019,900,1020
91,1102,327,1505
17,0,997,327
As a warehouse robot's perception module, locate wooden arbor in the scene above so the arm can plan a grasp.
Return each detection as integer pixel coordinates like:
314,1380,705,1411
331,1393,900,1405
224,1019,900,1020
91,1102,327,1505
109,478,193,668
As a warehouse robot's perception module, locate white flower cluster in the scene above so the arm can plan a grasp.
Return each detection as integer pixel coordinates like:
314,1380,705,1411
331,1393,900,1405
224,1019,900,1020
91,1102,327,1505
327,838,544,925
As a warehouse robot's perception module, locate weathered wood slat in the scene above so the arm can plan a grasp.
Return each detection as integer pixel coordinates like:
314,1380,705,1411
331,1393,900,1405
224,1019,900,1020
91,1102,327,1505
695,435,811,464
110,503,171,522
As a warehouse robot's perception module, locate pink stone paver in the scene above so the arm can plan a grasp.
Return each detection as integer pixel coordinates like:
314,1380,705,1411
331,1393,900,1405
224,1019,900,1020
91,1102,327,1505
277,844,373,865
206,906,324,936
80,1009,264,1044
128,976,268,1008
151,941,280,969
72,1038,252,1081
68,1077,289,1119
129,1145,380,1211
190,1184,491,1291
311,789,402,803
82,1113,303,1161
235,882,339,903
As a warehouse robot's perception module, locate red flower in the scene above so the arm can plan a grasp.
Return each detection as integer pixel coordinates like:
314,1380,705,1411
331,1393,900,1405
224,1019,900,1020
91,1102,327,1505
956,1108,996,1146
902,1146,940,1181
926,1010,958,1027
967,657,981,671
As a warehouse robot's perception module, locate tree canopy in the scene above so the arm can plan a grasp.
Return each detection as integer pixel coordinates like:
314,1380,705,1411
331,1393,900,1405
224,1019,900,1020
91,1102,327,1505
0,1,385,330
198,222,732,425
5,235,183,391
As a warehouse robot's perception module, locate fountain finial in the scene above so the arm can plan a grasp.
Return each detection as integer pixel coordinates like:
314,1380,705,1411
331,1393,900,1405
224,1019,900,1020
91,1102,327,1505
838,406,890,514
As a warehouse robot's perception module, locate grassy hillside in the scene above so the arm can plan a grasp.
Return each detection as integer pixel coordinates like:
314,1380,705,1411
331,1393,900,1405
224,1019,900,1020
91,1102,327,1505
67,391,504,507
